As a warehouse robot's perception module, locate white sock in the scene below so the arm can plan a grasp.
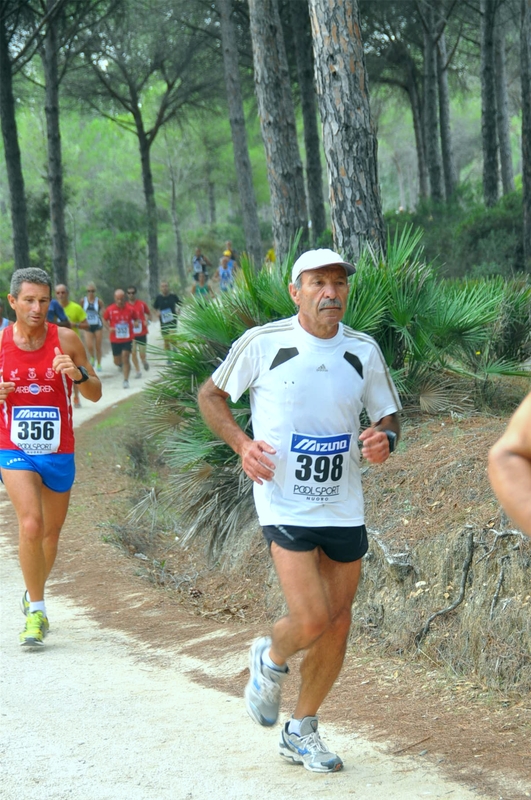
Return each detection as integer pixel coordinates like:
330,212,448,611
288,717,302,735
262,648,288,673
29,601,46,616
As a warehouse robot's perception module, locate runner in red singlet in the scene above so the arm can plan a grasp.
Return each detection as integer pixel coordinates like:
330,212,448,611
103,289,138,389
0,268,101,647
127,285,151,377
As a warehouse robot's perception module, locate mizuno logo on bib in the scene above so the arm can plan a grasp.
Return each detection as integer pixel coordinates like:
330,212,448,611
10,406,61,454
284,432,352,503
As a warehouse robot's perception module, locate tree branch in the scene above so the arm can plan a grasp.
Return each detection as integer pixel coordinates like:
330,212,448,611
415,529,475,646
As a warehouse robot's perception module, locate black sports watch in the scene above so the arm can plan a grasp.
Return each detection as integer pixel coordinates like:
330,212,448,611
383,430,397,453
73,365,89,384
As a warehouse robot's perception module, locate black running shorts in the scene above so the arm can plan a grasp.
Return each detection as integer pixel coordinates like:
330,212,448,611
262,524,368,563
111,341,132,356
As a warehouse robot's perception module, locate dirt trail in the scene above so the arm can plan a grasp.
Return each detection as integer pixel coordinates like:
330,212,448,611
0,329,506,799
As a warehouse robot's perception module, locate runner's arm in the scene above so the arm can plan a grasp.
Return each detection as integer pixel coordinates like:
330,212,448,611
102,310,114,335
488,392,531,537
55,329,102,402
359,412,401,464
71,312,89,332
198,377,276,484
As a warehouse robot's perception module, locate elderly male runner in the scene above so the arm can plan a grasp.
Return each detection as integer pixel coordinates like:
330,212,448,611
198,249,401,772
0,268,101,647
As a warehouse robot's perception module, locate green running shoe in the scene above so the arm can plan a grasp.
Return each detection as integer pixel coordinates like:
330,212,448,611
20,590,30,616
19,610,49,647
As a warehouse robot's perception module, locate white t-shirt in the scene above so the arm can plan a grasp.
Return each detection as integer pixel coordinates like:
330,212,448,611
212,314,401,527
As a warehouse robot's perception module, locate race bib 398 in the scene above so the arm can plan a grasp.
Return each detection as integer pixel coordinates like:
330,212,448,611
283,432,352,504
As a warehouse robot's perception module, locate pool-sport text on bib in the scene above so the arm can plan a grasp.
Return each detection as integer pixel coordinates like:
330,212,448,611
10,406,61,454
284,432,352,503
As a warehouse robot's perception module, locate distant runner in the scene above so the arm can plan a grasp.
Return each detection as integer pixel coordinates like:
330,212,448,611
192,248,212,282
55,284,89,408
153,281,180,362
80,282,105,372
127,285,151,377
192,271,215,303
103,289,138,389
0,267,101,647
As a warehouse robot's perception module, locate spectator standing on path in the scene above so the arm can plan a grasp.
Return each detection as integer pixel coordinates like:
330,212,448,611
55,284,89,409
79,282,105,372
0,267,101,647
488,390,531,538
153,280,181,363
127,285,151,377
192,247,212,283
103,289,138,389
198,249,401,773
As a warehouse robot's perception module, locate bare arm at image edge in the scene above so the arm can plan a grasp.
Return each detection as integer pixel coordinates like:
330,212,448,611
488,391,531,537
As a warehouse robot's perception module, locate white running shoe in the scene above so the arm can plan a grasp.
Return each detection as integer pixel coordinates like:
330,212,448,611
244,636,288,727
134,371,142,379
279,716,343,772
123,379,130,389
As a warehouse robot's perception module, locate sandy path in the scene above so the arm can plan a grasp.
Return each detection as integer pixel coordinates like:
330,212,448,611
0,326,494,799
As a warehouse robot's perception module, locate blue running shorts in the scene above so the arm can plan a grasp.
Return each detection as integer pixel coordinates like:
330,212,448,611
0,450,76,493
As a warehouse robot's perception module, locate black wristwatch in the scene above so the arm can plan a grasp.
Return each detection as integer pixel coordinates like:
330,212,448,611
73,365,89,384
383,430,397,453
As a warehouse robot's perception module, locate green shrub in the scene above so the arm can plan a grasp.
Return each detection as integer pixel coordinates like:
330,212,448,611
385,190,525,279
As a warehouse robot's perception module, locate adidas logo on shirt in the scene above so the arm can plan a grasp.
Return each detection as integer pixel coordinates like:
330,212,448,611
316,364,328,372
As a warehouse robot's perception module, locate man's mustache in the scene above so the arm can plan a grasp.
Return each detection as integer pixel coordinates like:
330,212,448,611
318,298,343,310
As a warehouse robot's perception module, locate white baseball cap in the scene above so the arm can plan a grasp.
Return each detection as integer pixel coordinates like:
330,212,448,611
291,248,356,283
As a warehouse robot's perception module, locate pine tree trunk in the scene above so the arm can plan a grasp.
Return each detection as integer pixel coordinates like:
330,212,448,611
0,14,30,271
248,0,308,261
522,0,531,271
495,27,515,195
218,0,262,268
437,30,457,201
289,0,326,244
42,4,68,286
309,0,385,258
170,168,186,290
481,0,499,207
423,8,444,203
208,176,216,225
406,61,429,201
135,121,159,301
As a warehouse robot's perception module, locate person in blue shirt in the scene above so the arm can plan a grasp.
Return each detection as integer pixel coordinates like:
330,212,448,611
0,300,11,330
46,298,70,327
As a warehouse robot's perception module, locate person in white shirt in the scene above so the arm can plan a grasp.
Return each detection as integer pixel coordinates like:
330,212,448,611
198,248,401,773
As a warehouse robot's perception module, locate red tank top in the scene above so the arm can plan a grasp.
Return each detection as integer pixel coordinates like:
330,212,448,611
0,324,75,454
